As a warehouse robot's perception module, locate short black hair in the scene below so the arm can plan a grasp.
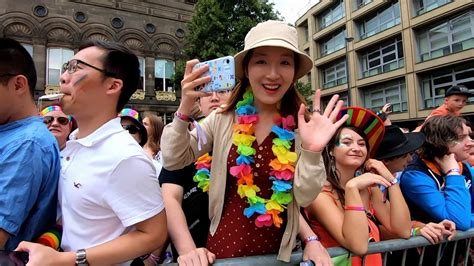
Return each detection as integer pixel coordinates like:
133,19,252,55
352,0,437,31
79,40,140,112
0,38,37,97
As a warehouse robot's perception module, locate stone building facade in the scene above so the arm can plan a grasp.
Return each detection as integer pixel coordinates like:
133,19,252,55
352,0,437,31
0,0,195,123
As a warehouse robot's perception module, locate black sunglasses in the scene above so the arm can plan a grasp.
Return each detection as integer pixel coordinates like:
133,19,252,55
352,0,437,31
62,59,117,77
43,116,70,126
123,124,140,135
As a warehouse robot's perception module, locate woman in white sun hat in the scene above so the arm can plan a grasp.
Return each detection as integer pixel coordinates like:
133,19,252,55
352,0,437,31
162,20,348,263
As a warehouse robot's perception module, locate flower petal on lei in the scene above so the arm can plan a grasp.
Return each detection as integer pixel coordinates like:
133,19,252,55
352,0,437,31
272,192,293,205
272,138,291,149
236,155,254,165
236,105,256,116
265,200,284,212
232,133,256,146
271,125,295,141
272,146,297,164
237,144,256,157
272,180,293,192
282,115,296,130
243,202,266,218
268,210,283,228
269,169,294,180
255,214,273,228
269,159,295,172
238,115,259,125
233,124,255,135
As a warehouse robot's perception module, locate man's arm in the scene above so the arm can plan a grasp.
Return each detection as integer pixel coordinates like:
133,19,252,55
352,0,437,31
17,211,167,265
400,170,471,230
0,229,10,248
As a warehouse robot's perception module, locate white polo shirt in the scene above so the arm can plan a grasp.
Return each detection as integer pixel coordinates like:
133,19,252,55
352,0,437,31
59,118,164,255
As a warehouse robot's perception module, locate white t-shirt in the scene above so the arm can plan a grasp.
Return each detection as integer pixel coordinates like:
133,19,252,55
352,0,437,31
59,118,164,263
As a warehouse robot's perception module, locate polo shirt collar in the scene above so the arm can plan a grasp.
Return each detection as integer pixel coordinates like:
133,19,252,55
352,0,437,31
69,117,123,147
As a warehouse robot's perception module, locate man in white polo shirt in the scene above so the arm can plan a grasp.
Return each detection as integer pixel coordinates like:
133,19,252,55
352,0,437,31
17,40,167,265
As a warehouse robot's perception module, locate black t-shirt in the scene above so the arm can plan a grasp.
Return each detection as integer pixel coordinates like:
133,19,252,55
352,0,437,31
159,163,210,260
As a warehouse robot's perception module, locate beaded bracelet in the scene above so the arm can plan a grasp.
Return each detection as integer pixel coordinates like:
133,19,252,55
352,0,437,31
304,235,320,245
344,205,366,211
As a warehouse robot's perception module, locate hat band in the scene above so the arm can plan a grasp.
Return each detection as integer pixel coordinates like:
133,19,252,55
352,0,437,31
247,38,297,50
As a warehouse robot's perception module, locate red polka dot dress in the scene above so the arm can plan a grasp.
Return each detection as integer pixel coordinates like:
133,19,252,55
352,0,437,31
207,133,288,258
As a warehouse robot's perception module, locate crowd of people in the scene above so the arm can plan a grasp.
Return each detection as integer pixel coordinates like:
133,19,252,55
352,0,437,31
1,19,473,266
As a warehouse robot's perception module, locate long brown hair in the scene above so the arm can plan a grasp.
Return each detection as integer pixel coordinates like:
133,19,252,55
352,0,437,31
323,126,370,206
222,50,309,124
144,114,164,157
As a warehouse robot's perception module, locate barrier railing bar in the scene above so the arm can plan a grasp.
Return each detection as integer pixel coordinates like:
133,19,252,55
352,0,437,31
401,248,407,266
159,229,474,265
382,251,388,266
463,237,471,266
435,242,442,266
418,246,425,266
450,240,458,266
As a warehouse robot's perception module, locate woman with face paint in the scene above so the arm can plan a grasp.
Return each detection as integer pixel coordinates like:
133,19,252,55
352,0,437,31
304,107,411,266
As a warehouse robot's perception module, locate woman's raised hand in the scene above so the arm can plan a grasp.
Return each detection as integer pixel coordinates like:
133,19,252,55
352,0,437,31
365,159,395,183
178,59,213,114
346,173,392,191
298,89,349,152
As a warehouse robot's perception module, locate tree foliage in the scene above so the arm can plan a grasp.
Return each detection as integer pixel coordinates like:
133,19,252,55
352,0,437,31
172,0,280,90
185,0,280,60
295,80,313,106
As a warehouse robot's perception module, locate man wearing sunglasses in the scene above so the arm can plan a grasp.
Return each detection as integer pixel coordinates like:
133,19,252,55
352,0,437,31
0,38,61,250
40,105,73,150
16,40,166,265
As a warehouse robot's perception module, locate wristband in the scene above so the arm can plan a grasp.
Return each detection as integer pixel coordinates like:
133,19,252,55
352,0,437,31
446,168,461,175
304,235,320,244
344,205,366,211
175,111,191,122
148,253,160,265
411,226,421,237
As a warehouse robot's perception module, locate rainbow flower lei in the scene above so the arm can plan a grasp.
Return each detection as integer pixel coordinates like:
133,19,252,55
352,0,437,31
230,89,297,228
193,153,212,192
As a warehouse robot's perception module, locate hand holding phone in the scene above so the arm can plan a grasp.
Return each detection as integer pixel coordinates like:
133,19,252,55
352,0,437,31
192,56,235,92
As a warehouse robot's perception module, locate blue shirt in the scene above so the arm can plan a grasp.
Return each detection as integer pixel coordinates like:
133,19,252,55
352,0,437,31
0,116,60,249
400,163,474,230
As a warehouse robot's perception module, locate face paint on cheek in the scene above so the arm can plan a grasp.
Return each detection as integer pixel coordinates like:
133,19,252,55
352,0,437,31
335,134,353,147
73,74,88,86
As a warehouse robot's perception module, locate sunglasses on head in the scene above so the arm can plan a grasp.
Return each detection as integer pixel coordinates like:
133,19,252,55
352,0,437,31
122,124,140,135
43,116,70,126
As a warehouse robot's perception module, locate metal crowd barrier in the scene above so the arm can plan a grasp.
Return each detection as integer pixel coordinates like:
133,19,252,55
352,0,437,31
160,229,474,265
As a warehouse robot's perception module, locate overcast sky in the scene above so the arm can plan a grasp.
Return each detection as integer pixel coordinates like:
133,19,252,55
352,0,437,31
270,0,319,25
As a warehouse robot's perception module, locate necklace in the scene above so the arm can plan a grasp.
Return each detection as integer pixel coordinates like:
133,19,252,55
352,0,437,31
194,153,212,192
230,89,297,228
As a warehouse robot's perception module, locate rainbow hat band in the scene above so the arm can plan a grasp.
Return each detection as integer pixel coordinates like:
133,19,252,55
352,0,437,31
40,105,62,116
119,108,140,121
336,106,385,157
40,105,72,120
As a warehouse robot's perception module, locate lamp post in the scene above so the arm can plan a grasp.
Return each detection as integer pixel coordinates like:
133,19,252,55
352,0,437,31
345,37,354,106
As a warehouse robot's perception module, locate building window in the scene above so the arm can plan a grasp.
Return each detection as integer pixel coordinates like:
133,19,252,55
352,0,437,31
154,59,175,91
363,78,407,112
47,48,74,85
361,36,404,78
319,0,345,30
420,62,474,109
321,59,347,89
322,92,348,109
138,57,145,91
22,44,33,56
320,29,346,57
417,10,474,62
413,0,451,16
359,1,401,39
354,0,373,10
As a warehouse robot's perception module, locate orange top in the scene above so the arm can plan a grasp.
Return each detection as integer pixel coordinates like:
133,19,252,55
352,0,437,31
427,104,461,119
305,186,382,266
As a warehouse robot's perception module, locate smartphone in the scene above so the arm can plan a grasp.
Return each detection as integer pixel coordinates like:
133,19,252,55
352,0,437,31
192,56,235,92
0,250,28,266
